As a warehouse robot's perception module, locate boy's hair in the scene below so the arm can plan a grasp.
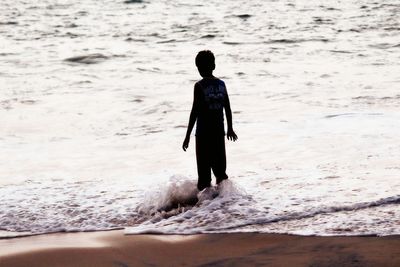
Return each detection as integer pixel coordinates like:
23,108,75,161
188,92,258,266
195,50,215,70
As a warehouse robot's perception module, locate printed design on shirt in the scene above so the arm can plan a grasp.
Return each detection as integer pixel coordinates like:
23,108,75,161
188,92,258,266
203,83,226,110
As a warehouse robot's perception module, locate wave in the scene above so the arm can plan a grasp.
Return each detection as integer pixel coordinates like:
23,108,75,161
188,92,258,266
222,38,331,46
0,21,18,25
352,95,400,106
234,14,252,19
217,195,400,233
324,112,383,119
64,53,109,64
123,0,144,3
136,175,199,217
0,179,142,236
127,178,249,234
1,176,399,238
200,34,217,39
126,181,400,235
265,38,330,44
369,43,400,49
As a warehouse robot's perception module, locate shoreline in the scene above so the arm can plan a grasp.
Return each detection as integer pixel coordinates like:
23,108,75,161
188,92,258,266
1,231,399,267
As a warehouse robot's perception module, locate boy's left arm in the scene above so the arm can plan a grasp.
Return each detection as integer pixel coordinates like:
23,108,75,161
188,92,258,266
224,91,238,142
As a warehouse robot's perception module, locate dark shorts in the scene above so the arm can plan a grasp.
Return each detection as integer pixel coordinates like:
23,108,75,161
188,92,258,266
195,135,228,191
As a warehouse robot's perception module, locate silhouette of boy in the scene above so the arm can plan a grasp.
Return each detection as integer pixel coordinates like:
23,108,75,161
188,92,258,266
182,50,238,191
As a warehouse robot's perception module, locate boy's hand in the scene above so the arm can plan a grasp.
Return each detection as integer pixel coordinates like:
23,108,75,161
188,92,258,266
227,129,238,142
182,136,190,151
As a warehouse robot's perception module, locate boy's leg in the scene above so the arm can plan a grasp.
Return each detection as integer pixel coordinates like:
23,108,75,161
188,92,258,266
196,136,212,191
211,135,228,184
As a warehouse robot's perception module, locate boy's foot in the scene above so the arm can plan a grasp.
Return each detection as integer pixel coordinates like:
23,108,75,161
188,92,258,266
197,186,219,203
197,182,211,191
216,175,228,184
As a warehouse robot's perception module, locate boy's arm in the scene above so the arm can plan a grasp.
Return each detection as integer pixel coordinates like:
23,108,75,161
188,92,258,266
224,90,238,142
182,83,200,151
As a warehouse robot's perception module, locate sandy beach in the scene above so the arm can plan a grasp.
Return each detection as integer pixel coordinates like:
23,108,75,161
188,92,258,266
1,231,399,267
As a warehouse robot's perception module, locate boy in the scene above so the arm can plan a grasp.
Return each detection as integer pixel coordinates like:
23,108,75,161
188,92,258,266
182,50,238,191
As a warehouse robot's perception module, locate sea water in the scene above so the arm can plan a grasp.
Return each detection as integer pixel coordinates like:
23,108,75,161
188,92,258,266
1,0,399,238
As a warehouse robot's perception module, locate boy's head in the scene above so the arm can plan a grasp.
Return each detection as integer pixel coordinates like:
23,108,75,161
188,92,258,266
195,50,215,77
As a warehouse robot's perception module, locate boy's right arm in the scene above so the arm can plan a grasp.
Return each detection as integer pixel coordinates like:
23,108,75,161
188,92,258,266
182,83,200,151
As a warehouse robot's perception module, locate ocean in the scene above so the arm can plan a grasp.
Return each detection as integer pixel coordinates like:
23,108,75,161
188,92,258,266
1,0,399,238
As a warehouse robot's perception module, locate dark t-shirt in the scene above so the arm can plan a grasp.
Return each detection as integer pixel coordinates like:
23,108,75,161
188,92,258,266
195,78,227,137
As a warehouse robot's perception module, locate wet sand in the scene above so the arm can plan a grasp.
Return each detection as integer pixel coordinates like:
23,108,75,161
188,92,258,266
0,231,399,267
